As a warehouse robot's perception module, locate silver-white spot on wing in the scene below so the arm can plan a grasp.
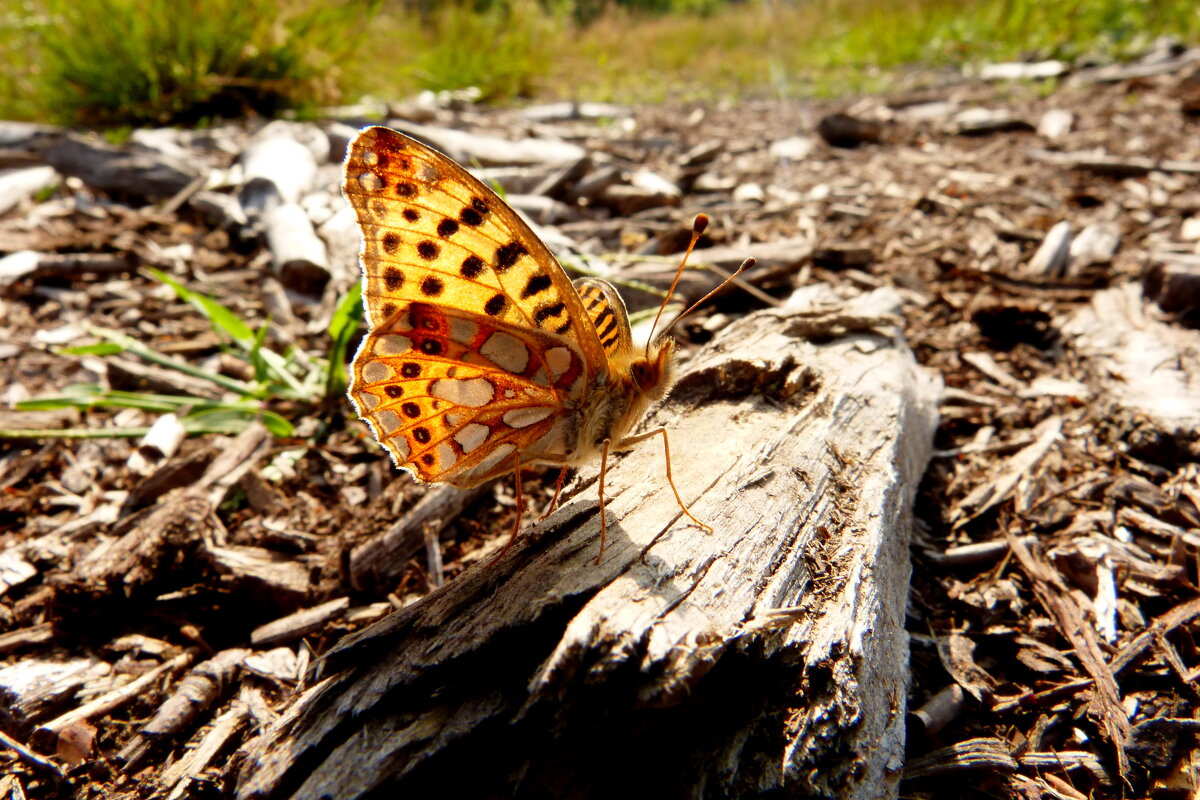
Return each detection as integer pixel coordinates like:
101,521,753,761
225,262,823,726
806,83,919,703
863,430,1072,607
374,409,401,434
545,347,572,380
356,171,381,191
502,407,554,428
449,317,478,345
430,377,495,407
454,423,489,453
480,331,530,374
471,442,514,475
376,335,412,356
362,360,391,384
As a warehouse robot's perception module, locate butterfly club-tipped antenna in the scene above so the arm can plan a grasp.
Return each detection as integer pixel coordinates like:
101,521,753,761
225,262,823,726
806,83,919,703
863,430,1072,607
645,214,758,353
645,214,708,358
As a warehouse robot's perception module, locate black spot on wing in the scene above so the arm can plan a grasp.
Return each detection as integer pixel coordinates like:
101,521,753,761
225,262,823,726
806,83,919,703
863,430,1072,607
383,267,403,291
521,272,552,299
484,293,506,317
494,241,528,274
437,218,460,238
460,255,485,279
534,302,566,327
420,276,444,297
417,240,439,260
459,206,483,227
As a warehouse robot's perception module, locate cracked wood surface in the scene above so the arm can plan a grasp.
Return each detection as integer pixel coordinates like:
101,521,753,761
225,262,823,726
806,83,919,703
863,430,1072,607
232,289,941,799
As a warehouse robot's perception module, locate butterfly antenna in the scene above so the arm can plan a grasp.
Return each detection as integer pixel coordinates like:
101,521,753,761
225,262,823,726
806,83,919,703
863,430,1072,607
646,214,709,358
659,256,757,341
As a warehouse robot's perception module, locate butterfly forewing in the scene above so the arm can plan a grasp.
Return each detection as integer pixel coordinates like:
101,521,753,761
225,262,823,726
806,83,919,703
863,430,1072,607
344,126,611,485
344,127,606,364
573,277,634,361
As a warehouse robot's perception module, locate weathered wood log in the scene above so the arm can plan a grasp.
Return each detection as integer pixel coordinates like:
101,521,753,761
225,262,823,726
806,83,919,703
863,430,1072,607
393,122,587,167
349,483,488,592
229,289,941,799
38,132,203,200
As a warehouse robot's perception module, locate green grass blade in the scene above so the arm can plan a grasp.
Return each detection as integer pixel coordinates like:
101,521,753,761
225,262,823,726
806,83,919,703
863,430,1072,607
86,326,261,398
325,283,363,400
61,342,124,356
146,266,256,349
183,407,294,437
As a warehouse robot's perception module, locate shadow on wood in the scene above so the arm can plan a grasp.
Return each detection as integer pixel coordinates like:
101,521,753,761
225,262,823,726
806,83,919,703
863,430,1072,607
231,288,941,799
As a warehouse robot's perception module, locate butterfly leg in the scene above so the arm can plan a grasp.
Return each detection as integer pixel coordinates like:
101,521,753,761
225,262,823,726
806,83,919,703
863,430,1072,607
596,439,610,564
497,458,525,559
617,427,713,533
539,465,570,521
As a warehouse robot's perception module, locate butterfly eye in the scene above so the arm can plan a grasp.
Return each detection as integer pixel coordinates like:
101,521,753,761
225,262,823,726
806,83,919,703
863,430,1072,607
631,358,659,391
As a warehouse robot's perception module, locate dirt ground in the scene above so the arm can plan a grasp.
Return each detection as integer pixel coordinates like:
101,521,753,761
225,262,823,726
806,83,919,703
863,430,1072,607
2,47,1200,799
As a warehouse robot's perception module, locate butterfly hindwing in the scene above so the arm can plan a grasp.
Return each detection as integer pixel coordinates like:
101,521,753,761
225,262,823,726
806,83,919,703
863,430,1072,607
350,300,590,486
573,277,634,361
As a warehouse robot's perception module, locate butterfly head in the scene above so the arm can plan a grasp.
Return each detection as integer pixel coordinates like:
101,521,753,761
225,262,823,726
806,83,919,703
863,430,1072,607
630,336,677,401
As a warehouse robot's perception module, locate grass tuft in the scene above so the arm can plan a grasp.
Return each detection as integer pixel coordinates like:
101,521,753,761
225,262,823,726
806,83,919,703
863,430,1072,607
2,0,380,126
1,0,1198,130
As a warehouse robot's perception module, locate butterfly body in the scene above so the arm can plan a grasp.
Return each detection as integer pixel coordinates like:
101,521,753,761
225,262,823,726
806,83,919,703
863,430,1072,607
344,126,679,496
576,340,676,459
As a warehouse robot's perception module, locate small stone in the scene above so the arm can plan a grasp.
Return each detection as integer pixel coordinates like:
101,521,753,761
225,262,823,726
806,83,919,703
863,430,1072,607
1181,216,1200,241
769,136,815,161
733,183,765,203
1037,109,1074,139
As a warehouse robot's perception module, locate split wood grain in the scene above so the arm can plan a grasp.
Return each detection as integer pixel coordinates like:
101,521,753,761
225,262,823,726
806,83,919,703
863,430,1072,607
232,289,941,800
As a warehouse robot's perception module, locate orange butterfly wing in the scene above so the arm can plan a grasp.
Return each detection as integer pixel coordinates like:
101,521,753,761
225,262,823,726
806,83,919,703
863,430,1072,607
343,126,610,487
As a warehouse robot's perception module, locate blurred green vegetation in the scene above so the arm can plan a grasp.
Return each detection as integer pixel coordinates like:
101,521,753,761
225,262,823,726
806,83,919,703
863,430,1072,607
0,0,381,125
0,0,1197,124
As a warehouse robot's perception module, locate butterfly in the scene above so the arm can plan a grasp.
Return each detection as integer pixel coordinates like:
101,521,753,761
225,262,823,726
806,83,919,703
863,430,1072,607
343,126,732,557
